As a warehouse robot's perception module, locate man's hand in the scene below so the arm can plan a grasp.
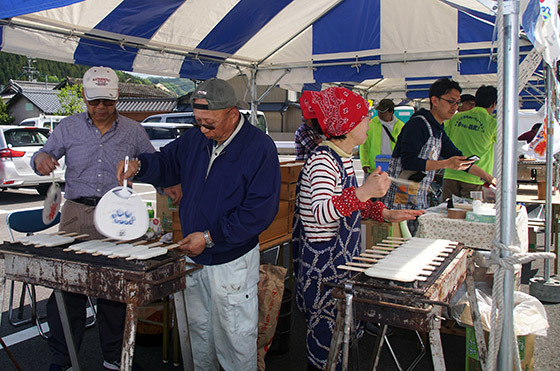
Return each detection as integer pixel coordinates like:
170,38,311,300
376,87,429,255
177,232,206,257
355,166,390,201
34,152,59,175
382,208,425,222
163,184,182,205
116,159,140,186
445,156,474,171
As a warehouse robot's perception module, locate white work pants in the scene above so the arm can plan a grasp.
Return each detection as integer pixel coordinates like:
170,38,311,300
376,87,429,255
183,246,260,371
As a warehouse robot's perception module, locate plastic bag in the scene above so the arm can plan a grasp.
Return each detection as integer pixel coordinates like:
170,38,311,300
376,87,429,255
451,288,549,336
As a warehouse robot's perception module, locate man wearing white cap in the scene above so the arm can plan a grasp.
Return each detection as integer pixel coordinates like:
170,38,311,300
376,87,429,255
32,66,156,371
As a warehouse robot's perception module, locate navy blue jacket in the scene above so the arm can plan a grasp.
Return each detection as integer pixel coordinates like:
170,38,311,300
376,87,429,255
137,118,281,265
392,108,462,171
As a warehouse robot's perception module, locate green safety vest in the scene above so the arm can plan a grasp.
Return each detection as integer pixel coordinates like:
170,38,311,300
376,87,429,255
359,116,405,170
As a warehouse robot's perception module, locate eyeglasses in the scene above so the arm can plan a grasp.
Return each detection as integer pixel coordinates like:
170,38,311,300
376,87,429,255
86,99,117,107
193,109,232,131
438,97,462,107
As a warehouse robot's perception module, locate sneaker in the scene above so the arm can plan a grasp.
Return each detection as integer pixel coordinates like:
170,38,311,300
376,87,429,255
103,360,120,370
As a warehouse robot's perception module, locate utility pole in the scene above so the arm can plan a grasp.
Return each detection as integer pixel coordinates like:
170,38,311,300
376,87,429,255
21,57,39,81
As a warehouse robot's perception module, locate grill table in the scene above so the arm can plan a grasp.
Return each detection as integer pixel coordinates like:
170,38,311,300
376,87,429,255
0,240,201,371
326,243,470,371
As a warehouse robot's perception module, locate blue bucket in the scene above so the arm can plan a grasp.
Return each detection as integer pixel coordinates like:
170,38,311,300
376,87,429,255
375,154,391,172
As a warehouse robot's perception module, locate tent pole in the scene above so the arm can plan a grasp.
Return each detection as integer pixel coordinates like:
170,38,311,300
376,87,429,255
544,65,554,281
498,1,520,369
529,64,560,303
250,69,258,126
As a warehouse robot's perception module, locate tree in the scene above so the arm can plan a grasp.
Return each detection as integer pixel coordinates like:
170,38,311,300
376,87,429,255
56,84,85,115
0,99,14,125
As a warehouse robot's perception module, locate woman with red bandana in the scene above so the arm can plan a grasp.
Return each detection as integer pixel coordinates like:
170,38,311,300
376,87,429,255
292,87,424,370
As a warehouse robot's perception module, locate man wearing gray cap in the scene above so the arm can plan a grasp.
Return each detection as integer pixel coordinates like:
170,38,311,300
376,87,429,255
118,78,281,370
32,66,156,371
359,98,405,180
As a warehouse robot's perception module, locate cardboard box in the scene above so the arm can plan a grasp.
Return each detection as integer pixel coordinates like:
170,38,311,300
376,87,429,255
360,219,402,252
172,211,183,243
156,191,178,233
280,182,297,200
259,216,289,244
276,200,290,219
465,327,534,371
280,161,304,183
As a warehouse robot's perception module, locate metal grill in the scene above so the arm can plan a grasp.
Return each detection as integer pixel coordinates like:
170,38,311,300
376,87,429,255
326,239,470,371
0,239,200,371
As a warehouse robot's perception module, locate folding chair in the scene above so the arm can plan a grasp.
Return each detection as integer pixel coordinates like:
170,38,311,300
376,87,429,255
6,207,97,338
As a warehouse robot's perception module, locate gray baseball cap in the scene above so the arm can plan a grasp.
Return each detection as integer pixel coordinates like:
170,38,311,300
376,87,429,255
190,78,238,110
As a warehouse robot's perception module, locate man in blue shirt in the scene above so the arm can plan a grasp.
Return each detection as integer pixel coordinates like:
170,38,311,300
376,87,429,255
33,66,156,371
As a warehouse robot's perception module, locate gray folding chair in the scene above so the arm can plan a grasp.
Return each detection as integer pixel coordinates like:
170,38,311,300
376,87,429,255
6,207,97,338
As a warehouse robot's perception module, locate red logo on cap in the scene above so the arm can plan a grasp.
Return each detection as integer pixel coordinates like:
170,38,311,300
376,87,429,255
93,77,111,86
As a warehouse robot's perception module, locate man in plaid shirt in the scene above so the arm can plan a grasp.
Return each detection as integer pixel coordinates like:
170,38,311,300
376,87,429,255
295,91,323,160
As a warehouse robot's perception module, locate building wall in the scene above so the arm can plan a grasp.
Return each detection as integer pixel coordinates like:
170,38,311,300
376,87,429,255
9,98,44,125
228,76,302,134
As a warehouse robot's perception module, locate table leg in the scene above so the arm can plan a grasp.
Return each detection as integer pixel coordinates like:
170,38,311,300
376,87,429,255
428,325,445,371
120,303,138,371
326,300,344,371
173,290,194,370
163,296,169,363
54,290,81,371
0,272,5,328
554,204,559,275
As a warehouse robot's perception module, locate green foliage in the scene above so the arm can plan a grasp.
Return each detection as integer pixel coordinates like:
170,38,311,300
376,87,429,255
57,84,85,115
0,51,194,97
0,99,14,125
147,77,194,96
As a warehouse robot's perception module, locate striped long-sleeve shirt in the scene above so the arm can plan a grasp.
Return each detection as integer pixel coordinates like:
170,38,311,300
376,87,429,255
297,146,386,242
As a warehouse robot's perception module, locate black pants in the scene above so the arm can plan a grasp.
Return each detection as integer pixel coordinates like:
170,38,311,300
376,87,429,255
47,291,126,366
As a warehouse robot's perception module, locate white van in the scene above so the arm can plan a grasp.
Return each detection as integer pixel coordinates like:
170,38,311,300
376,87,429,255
141,110,268,133
18,115,66,131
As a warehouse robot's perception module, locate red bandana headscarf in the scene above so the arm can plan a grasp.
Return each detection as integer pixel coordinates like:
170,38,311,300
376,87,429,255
299,91,317,120
309,87,368,138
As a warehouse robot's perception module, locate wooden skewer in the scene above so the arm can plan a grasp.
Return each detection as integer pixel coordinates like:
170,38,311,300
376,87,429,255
338,265,365,272
376,242,402,248
164,243,179,250
73,234,89,240
360,251,386,257
365,248,391,255
354,256,380,263
132,240,149,246
347,262,374,268
387,236,409,241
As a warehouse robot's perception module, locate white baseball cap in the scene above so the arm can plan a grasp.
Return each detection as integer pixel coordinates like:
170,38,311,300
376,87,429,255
83,66,119,100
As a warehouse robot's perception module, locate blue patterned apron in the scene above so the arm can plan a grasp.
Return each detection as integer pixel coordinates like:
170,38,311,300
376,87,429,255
383,116,442,234
292,145,362,369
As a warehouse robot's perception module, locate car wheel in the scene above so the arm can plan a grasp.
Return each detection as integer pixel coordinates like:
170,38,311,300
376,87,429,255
36,184,50,196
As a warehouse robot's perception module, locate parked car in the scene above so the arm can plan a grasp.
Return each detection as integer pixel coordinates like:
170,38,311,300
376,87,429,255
0,126,65,195
141,109,268,133
18,115,67,131
141,122,193,150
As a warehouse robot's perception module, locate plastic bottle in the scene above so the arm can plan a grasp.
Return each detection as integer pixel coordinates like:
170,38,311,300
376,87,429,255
146,202,155,219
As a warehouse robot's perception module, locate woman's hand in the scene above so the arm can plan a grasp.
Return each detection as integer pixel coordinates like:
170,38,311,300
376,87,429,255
382,208,425,222
355,166,390,201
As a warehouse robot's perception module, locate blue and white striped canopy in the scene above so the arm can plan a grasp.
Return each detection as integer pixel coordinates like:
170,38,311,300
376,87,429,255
0,0,552,107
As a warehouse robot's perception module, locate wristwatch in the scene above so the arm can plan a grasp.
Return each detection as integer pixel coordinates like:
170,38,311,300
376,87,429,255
203,230,214,248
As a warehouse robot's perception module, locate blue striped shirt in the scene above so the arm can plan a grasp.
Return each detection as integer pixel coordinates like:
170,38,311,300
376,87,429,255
31,111,155,200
